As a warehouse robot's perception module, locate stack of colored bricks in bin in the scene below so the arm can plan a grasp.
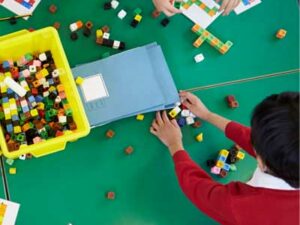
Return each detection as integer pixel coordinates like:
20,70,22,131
0,51,77,152
192,24,233,54
208,145,245,178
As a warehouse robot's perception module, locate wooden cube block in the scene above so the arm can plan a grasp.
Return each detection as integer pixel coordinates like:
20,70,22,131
53,22,61,30
49,4,57,13
106,191,115,200
106,129,115,138
276,29,287,39
124,146,134,155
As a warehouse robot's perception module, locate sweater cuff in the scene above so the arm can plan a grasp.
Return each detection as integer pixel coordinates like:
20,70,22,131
172,150,190,163
225,121,240,138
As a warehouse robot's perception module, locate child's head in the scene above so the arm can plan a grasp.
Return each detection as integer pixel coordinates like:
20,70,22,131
251,92,299,188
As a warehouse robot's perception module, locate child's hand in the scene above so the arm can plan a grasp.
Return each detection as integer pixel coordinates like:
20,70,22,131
150,111,184,156
152,0,181,17
216,0,240,16
179,91,212,121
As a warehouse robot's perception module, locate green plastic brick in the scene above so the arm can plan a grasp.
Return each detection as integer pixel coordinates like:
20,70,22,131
230,164,237,171
6,158,14,166
174,2,181,9
225,41,233,48
134,8,142,15
24,53,33,62
204,6,211,13
215,42,224,50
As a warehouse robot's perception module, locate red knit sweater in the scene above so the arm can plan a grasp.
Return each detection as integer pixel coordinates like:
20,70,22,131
173,121,299,225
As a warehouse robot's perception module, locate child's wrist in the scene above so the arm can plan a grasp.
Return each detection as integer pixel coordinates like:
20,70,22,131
168,142,184,156
201,111,213,121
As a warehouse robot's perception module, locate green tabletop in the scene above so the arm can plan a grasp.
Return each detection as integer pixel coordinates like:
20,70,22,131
0,0,299,224
0,157,6,199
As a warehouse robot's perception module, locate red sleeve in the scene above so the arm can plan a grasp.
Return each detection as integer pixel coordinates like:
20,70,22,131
225,121,256,157
173,150,237,225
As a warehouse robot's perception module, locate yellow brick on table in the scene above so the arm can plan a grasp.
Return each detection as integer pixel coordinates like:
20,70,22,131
195,132,203,142
75,76,84,85
9,168,16,175
136,114,144,121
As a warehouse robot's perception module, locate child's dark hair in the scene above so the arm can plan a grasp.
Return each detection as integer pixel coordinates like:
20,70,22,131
251,92,299,188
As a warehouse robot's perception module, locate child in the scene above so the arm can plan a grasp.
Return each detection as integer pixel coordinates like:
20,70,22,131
150,91,299,225
152,0,240,16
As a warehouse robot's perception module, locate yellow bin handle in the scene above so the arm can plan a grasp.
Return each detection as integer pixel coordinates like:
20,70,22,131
0,30,29,42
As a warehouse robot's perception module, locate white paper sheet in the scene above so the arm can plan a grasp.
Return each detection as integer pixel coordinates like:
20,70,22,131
0,198,20,225
81,74,109,102
181,0,221,29
0,0,41,20
234,0,261,15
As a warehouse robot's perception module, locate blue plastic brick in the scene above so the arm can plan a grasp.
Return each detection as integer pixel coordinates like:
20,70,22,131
35,95,43,102
48,78,54,85
242,0,250,5
7,88,13,95
12,115,19,121
21,1,33,9
2,61,10,70
28,95,35,103
2,97,9,103
223,163,231,171
22,105,29,113
177,117,186,127
6,124,13,133
218,155,227,162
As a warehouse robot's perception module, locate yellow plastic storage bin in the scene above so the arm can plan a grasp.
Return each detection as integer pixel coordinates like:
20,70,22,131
0,27,90,158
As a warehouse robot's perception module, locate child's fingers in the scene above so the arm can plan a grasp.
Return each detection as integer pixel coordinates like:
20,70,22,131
152,120,159,130
163,10,175,17
219,0,229,11
182,99,192,108
170,118,179,127
223,0,235,15
150,127,158,135
162,111,170,123
156,111,163,125
164,4,181,16
163,8,180,17
234,0,240,8
179,91,187,97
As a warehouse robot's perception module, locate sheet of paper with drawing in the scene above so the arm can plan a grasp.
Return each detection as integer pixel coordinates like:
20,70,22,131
0,0,41,20
234,0,261,15
180,0,222,29
72,43,179,127
0,198,20,225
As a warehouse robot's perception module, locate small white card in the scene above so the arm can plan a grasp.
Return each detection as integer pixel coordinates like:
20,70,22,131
0,198,20,225
181,0,221,29
81,74,109,102
0,0,41,20
234,0,261,15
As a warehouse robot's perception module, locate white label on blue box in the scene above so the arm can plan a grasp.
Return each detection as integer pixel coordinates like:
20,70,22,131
81,74,109,102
